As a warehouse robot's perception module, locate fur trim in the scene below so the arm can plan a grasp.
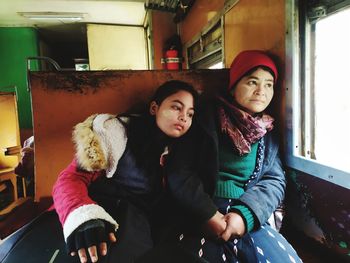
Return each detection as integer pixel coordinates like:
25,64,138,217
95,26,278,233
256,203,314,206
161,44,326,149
93,114,128,178
72,114,128,177
72,114,107,171
63,204,119,241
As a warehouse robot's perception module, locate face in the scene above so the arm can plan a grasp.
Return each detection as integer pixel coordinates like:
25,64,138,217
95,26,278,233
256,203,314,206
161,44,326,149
231,68,274,115
150,90,194,138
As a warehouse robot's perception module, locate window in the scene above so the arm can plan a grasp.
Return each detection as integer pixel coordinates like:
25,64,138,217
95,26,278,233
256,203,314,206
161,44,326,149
185,17,224,69
184,0,240,69
286,1,350,188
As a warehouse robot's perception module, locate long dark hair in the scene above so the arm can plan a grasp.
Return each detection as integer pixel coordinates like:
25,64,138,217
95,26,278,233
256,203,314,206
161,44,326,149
150,80,198,108
121,80,198,171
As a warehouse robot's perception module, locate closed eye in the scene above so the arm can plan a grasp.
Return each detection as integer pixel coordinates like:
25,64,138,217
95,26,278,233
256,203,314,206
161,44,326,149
171,104,181,111
187,111,194,118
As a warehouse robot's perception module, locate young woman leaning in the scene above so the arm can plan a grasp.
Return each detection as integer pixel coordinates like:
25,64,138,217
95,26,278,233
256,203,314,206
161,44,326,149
52,80,198,263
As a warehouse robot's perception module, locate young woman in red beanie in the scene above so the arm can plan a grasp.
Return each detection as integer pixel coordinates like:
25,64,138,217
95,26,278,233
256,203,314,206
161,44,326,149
153,50,302,263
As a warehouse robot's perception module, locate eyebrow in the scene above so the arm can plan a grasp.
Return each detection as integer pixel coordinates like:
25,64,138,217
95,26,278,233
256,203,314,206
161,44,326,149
172,99,194,111
247,76,274,82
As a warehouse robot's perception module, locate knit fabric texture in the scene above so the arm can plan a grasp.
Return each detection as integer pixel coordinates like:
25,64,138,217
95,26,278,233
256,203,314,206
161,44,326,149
228,50,278,90
215,134,258,231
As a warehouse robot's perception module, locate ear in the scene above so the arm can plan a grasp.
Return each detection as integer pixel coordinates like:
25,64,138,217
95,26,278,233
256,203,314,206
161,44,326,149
149,101,159,115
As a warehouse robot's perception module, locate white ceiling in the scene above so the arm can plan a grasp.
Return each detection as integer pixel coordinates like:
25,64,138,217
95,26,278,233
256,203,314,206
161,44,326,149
0,0,147,28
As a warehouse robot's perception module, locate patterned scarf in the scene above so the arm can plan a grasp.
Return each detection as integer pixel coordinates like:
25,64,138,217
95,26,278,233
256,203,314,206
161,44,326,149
217,96,274,156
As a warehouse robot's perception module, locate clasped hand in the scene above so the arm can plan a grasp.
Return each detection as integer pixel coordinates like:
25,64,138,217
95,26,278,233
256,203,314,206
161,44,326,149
204,211,246,241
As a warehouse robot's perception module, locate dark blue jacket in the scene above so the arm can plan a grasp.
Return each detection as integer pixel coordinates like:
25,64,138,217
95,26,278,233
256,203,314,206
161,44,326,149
165,97,286,228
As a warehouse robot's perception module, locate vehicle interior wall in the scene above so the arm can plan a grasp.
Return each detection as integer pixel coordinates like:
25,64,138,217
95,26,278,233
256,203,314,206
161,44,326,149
178,0,285,67
0,27,39,143
178,0,224,45
223,0,285,67
87,24,148,70
151,10,177,69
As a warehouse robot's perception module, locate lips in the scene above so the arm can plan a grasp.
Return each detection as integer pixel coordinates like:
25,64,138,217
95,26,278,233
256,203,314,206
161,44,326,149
250,99,265,104
174,124,184,131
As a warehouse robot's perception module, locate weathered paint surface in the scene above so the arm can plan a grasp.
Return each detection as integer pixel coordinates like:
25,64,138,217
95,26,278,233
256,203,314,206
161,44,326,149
29,69,229,200
224,0,285,67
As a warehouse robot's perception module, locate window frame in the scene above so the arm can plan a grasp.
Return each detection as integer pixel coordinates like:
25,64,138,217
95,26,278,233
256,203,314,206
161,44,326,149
285,0,350,189
185,15,224,69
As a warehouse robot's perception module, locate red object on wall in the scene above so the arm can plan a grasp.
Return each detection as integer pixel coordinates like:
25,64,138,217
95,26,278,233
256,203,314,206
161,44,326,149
165,49,180,70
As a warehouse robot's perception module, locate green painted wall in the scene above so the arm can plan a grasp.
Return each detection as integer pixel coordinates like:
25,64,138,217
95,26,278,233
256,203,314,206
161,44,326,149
0,27,39,129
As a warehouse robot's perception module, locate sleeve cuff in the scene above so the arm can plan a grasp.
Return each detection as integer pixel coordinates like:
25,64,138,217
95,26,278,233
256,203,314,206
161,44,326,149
63,204,119,241
230,204,255,232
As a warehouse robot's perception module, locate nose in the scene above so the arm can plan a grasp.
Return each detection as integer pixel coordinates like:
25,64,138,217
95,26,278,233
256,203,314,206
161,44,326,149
254,84,265,95
179,113,187,122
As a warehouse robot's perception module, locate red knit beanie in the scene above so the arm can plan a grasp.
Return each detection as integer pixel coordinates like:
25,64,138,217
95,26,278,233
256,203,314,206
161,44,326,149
228,50,278,91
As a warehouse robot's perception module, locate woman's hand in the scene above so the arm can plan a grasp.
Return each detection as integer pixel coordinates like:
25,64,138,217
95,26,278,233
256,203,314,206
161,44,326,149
220,212,245,241
71,232,116,263
203,211,227,238
67,219,117,263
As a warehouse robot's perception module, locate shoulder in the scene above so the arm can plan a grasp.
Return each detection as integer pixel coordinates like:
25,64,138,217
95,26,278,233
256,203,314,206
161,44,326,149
72,114,129,172
262,128,282,165
264,128,280,149
73,114,127,149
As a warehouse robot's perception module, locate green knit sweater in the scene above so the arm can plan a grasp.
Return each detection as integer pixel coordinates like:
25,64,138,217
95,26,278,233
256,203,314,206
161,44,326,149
215,134,258,232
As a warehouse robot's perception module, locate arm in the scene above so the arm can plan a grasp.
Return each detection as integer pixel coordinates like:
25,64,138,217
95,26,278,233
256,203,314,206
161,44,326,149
55,113,127,239
53,160,118,263
220,151,284,240
165,129,221,235
219,133,285,240
53,113,128,262
237,132,286,228
52,159,118,241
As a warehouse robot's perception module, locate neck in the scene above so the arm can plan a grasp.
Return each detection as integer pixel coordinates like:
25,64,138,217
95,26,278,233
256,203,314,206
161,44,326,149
154,127,173,148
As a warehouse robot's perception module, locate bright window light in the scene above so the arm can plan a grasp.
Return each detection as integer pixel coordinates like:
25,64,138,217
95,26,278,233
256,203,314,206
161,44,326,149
313,8,350,172
209,61,224,69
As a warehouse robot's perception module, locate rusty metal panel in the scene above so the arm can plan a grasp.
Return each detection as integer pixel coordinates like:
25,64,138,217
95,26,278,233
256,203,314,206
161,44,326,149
29,69,229,200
